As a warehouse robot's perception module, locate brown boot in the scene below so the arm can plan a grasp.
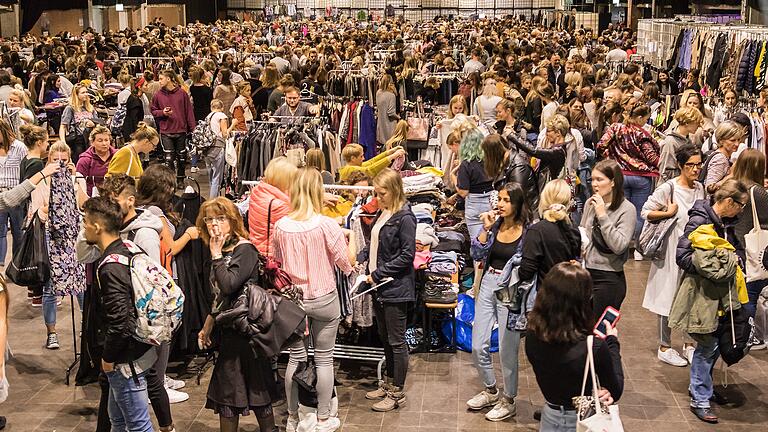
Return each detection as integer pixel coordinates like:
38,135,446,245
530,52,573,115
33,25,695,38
371,387,406,412
365,378,391,400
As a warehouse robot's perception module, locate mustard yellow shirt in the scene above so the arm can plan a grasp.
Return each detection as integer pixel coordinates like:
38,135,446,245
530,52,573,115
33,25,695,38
108,145,143,178
338,152,392,182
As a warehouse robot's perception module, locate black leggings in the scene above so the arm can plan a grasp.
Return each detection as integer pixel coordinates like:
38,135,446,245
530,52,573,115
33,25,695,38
588,268,627,321
160,133,188,180
97,367,173,431
374,301,410,388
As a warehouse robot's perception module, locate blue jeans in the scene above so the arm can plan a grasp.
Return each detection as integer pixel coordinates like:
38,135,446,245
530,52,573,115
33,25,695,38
540,404,577,431
689,333,719,409
0,205,24,266
623,175,654,241
472,270,521,398
205,148,226,199
464,192,492,245
743,280,767,318
43,278,84,327
106,369,153,432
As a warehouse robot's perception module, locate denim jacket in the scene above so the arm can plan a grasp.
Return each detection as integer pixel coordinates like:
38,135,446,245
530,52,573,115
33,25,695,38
469,219,537,331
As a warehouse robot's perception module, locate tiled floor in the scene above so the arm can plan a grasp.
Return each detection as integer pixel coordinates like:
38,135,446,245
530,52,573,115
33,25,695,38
3,247,768,430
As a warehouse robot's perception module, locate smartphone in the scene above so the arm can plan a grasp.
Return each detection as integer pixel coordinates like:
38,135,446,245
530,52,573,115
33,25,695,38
593,306,620,339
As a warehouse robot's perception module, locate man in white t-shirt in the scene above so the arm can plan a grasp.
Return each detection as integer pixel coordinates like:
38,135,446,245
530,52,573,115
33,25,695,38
462,49,486,75
206,99,230,199
606,41,628,63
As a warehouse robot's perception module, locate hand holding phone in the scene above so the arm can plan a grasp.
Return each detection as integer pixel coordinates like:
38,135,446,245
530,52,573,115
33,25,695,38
593,306,620,339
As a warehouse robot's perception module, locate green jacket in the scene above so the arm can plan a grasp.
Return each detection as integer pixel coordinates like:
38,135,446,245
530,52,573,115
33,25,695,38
669,248,741,334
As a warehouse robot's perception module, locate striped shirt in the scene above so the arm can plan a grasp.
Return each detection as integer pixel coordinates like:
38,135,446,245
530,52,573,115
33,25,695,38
272,214,353,300
0,140,28,189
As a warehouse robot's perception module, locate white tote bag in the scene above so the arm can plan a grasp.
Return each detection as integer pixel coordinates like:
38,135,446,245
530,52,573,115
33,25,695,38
576,336,624,432
225,136,237,168
745,186,768,282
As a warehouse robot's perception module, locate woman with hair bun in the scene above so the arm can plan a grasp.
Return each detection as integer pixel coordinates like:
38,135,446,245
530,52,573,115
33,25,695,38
76,124,116,196
518,179,581,283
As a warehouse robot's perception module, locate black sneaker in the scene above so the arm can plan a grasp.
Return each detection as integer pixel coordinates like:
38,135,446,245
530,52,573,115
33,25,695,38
45,333,60,350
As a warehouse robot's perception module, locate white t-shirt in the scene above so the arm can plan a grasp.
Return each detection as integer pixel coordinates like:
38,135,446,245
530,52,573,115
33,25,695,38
606,48,628,62
209,111,228,138
369,209,393,274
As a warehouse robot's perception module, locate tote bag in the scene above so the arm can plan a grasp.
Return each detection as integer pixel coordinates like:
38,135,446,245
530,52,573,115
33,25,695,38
575,336,624,432
6,213,50,287
745,186,768,282
637,181,678,260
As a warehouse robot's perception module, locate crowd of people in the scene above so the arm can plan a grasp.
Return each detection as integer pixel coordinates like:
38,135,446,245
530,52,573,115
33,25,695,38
0,12,763,432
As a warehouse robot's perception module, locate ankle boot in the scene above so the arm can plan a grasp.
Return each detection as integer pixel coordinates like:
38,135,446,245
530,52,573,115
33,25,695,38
372,386,406,412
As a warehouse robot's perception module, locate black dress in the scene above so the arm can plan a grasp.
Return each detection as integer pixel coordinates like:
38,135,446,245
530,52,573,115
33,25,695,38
205,242,277,417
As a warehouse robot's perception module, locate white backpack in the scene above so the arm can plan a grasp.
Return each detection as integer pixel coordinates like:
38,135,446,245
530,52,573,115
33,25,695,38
98,240,184,346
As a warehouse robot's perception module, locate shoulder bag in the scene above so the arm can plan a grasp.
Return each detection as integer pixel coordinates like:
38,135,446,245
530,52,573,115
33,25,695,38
260,199,304,307
574,336,625,432
637,181,678,260
406,100,430,149
744,185,768,282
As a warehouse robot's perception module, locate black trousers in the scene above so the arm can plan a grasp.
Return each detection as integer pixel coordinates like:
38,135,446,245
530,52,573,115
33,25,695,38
588,268,627,321
160,133,188,180
373,300,410,388
97,367,172,431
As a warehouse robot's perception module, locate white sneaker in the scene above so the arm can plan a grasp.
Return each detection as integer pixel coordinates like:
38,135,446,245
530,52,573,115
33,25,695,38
166,387,189,404
314,416,340,432
657,347,688,367
190,167,199,173
683,345,695,365
164,375,186,390
634,250,644,261
485,398,516,422
286,412,298,432
466,389,500,410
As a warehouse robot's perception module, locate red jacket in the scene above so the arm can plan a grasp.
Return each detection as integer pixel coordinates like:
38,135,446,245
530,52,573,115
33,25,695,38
248,182,290,257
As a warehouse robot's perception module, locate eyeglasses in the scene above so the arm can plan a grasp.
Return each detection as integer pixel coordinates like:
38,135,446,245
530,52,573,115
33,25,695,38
684,162,703,169
203,216,228,224
732,198,746,209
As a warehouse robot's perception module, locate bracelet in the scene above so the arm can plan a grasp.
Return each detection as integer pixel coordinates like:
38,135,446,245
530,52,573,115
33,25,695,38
211,254,223,260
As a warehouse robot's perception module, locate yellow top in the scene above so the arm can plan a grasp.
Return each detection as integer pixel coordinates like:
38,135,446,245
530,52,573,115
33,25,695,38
338,151,392,182
108,145,143,178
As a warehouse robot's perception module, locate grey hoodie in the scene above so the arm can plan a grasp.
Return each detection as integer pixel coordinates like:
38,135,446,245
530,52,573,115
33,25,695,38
657,131,690,183
76,209,164,265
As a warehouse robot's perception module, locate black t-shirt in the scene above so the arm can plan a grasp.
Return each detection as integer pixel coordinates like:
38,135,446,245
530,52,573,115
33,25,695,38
457,160,493,194
189,85,213,122
19,157,44,183
487,237,521,270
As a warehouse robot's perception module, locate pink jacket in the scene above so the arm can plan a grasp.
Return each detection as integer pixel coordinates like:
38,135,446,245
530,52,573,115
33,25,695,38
248,182,290,256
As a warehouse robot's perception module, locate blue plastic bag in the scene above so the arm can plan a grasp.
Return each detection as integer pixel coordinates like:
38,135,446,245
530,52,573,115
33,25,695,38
442,293,498,353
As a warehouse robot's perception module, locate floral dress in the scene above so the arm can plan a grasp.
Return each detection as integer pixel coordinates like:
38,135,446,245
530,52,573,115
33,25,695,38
48,169,85,296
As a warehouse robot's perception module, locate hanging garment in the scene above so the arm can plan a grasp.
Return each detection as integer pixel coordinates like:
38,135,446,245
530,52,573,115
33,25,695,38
359,103,377,160
48,170,86,296
758,43,768,92
170,219,213,357
736,40,753,93
705,34,729,91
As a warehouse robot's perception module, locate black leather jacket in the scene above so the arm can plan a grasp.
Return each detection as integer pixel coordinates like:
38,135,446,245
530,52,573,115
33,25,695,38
508,134,566,194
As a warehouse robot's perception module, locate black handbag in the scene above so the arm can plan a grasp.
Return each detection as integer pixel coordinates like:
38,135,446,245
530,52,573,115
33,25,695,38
7,212,50,287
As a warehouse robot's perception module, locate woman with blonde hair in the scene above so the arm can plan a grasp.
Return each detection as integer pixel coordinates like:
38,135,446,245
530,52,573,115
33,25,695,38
472,77,503,129
518,179,581,283
248,156,298,256
273,168,355,432
363,168,417,412
30,141,89,349
385,119,410,156
562,72,582,104
60,83,100,162
702,120,745,194
107,122,160,178
376,74,400,146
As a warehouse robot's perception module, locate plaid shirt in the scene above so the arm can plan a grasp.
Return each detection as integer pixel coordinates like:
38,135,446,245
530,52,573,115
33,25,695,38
0,140,28,189
596,123,660,176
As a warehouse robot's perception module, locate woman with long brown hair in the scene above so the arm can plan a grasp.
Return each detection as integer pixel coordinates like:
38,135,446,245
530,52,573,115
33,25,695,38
197,197,279,432
526,262,623,431
732,149,768,349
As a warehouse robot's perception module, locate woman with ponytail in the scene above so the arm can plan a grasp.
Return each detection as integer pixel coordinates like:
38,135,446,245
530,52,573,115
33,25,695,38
107,122,160,178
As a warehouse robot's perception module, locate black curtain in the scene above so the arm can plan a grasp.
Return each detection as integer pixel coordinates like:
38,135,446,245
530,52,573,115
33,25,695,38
21,0,88,35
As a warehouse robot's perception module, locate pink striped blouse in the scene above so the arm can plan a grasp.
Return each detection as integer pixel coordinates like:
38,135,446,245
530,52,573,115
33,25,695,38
271,214,353,300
